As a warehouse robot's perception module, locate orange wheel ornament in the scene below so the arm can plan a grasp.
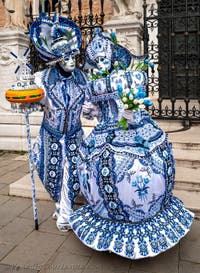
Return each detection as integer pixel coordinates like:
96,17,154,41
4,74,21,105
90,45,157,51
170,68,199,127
5,88,44,103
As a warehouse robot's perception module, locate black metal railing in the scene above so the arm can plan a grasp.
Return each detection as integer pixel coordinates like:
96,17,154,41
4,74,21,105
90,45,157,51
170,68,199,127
143,0,200,122
27,0,105,72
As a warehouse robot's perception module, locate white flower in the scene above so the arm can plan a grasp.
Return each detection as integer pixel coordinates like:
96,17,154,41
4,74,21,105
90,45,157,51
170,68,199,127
134,99,139,104
122,97,127,102
133,89,138,94
114,61,119,66
129,94,134,100
124,104,129,109
138,99,144,104
139,104,145,109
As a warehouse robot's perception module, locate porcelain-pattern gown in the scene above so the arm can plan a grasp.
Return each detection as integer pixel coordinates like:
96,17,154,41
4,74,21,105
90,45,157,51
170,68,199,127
68,70,194,259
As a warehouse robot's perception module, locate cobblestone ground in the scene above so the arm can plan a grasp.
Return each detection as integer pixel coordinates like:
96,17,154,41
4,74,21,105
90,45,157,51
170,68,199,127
0,151,199,273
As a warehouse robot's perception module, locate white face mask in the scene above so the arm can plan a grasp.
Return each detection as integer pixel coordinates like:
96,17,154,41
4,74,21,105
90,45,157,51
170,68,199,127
95,56,111,71
58,54,76,72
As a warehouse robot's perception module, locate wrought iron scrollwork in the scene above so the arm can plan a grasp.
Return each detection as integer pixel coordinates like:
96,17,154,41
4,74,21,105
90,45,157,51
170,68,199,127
144,0,200,121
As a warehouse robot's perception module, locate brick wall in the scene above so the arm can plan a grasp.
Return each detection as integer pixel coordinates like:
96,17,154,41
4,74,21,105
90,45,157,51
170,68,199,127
0,0,113,28
0,1,6,27
70,0,113,21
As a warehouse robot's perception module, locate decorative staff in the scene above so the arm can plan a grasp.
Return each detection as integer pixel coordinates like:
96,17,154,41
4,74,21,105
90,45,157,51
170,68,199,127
5,48,44,230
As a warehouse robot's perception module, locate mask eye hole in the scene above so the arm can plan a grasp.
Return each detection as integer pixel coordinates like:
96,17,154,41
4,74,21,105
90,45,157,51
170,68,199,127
96,56,106,64
64,56,70,62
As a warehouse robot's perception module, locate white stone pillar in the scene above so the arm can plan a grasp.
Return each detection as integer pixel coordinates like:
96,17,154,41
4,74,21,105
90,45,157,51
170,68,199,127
0,29,30,112
104,0,144,55
104,16,143,55
0,29,42,151
32,0,40,16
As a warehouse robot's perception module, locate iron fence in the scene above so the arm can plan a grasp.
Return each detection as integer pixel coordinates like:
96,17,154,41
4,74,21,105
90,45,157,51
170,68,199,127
144,0,200,122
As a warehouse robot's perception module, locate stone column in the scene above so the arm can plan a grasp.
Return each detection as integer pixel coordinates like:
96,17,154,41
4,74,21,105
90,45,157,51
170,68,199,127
0,29,42,151
0,29,29,111
104,16,143,55
104,0,144,55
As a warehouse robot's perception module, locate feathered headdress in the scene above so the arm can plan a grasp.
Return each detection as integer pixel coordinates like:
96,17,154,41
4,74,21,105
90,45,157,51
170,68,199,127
30,13,82,65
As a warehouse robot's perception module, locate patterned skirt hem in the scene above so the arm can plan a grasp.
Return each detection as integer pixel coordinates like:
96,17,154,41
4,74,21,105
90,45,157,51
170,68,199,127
69,196,194,260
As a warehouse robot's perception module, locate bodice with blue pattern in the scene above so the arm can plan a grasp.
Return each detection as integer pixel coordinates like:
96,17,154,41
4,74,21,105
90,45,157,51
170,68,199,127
77,70,176,224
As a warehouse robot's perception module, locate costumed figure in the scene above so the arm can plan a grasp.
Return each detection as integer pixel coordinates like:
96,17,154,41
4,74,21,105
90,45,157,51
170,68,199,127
30,13,88,221
59,29,194,259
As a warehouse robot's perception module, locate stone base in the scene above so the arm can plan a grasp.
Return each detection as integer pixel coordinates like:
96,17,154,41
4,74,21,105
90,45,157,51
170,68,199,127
9,171,50,200
0,111,42,151
0,111,96,151
0,29,30,112
9,170,86,205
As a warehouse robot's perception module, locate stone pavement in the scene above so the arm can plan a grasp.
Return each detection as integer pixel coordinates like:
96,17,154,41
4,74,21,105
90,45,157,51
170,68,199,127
0,151,199,273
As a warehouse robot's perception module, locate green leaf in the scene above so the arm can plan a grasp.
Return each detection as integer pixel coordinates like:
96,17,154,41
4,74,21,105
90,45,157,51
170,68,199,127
104,69,110,75
41,36,47,46
113,64,119,73
119,62,126,71
118,117,128,130
130,60,135,69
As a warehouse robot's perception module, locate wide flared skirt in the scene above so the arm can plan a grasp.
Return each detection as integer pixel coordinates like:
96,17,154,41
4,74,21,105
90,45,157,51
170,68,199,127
69,196,194,259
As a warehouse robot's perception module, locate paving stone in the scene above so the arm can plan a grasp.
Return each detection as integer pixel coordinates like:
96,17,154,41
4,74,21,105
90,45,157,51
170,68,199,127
0,195,10,205
57,232,94,257
20,200,55,224
0,182,8,191
0,242,15,261
180,220,200,263
0,161,28,178
179,261,200,273
0,217,34,245
40,252,90,273
0,185,9,195
82,251,131,273
130,245,179,273
1,231,65,269
0,152,20,167
0,264,38,273
39,216,66,236
14,154,29,162
0,197,31,227
129,269,154,273
0,164,29,185
40,234,92,273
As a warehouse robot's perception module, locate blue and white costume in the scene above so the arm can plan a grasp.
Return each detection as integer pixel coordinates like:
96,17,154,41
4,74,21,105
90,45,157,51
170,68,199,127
61,30,194,259
30,13,87,204
32,67,87,202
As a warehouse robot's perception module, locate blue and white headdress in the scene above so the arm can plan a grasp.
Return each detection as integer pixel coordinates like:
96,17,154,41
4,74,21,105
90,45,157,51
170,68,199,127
30,13,82,65
84,28,132,70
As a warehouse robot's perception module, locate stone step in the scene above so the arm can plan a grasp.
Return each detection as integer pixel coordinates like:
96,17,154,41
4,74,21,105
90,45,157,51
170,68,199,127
175,166,200,192
173,148,200,168
9,171,200,219
9,171,85,205
9,172,51,201
172,142,200,151
169,125,200,151
10,173,200,220
173,189,200,220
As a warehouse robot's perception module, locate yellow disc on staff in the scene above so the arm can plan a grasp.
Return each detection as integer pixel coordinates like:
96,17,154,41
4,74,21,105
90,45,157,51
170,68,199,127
5,88,44,103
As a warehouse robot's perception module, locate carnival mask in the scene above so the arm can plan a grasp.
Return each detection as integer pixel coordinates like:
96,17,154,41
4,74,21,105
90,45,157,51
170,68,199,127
95,56,111,71
58,54,76,72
